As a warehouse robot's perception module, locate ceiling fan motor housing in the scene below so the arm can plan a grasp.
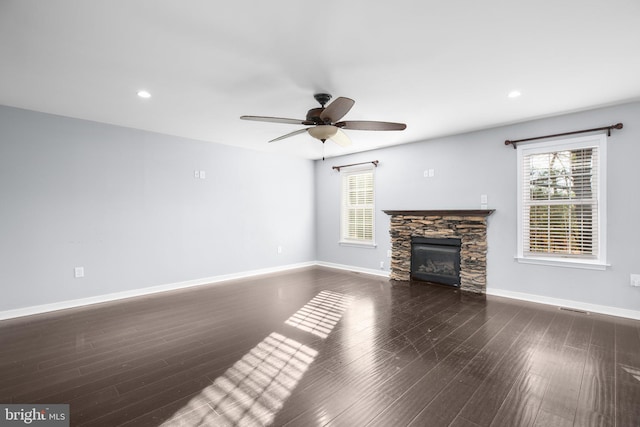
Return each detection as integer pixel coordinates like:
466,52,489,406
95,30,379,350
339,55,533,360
307,93,333,123
306,107,325,124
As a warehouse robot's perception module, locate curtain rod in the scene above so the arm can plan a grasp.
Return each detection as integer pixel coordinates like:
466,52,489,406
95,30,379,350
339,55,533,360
504,123,623,149
332,160,379,171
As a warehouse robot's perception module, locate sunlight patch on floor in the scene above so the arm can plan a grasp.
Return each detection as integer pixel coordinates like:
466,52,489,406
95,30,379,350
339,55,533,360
161,290,353,426
285,290,354,338
621,364,640,383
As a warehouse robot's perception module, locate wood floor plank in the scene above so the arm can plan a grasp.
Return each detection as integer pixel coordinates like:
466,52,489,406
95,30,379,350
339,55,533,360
407,307,538,426
488,309,586,427
277,340,417,426
616,376,640,427
563,314,593,350
614,319,640,427
490,372,549,427
450,415,483,427
589,315,615,349
457,310,556,426
367,344,480,427
536,345,587,423
324,390,395,427
533,409,573,427
1,267,639,426
574,373,614,426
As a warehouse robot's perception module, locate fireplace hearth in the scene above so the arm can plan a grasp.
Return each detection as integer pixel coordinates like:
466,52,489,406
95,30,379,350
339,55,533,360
411,237,461,287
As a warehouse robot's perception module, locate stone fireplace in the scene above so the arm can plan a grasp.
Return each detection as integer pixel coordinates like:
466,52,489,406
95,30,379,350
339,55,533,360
383,210,495,294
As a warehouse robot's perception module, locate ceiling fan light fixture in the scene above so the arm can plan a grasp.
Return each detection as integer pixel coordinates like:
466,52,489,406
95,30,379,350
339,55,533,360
308,125,338,141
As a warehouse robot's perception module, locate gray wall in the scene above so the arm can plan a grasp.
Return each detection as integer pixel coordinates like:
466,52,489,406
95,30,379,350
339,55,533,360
2,102,638,315
315,101,640,313
0,106,316,311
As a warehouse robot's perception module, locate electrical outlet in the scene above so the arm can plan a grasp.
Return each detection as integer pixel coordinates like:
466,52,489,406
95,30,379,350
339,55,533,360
277,245,283,254
379,261,384,269
631,274,640,287
74,267,84,278
194,170,200,179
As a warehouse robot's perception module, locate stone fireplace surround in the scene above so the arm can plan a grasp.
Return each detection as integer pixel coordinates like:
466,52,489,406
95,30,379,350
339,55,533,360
384,210,495,294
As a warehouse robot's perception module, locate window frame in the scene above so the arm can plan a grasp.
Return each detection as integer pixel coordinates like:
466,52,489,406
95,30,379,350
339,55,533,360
339,164,376,248
516,133,608,270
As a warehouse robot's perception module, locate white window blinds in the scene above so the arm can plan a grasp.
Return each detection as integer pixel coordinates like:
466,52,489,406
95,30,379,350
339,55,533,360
517,134,607,266
341,166,375,244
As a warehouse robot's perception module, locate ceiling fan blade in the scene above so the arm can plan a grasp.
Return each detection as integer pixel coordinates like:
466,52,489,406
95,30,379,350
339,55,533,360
329,129,352,147
336,120,407,131
268,128,310,143
320,97,355,123
241,115,312,125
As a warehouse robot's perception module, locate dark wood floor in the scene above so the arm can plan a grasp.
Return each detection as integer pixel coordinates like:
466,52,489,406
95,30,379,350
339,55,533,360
1,267,639,426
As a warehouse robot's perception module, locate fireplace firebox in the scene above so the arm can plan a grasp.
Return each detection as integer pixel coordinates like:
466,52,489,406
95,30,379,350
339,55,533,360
411,237,461,287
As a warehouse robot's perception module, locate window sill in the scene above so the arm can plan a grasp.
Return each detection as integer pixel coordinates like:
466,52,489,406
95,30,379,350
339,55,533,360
339,241,377,249
514,256,609,271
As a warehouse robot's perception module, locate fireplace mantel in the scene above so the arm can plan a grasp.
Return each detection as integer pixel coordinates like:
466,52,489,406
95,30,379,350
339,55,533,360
383,209,495,217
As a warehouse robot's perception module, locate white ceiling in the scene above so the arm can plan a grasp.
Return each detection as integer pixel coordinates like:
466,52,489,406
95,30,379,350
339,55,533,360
1,1,639,160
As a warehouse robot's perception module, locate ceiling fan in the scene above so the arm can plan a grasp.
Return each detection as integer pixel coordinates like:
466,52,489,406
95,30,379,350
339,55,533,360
240,93,406,148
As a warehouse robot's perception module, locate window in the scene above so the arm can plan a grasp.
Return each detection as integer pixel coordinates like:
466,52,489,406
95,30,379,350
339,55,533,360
517,134,607,269
340,165,375,246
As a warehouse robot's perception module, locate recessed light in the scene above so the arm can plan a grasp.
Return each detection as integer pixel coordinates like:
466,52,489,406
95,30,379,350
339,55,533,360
137,90,151,99
508,90,521,98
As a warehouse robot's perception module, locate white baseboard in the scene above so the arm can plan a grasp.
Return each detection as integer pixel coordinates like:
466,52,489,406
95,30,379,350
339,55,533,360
0,262,315,321
486,287,640,320
3,263,638,322
315,261,391,278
